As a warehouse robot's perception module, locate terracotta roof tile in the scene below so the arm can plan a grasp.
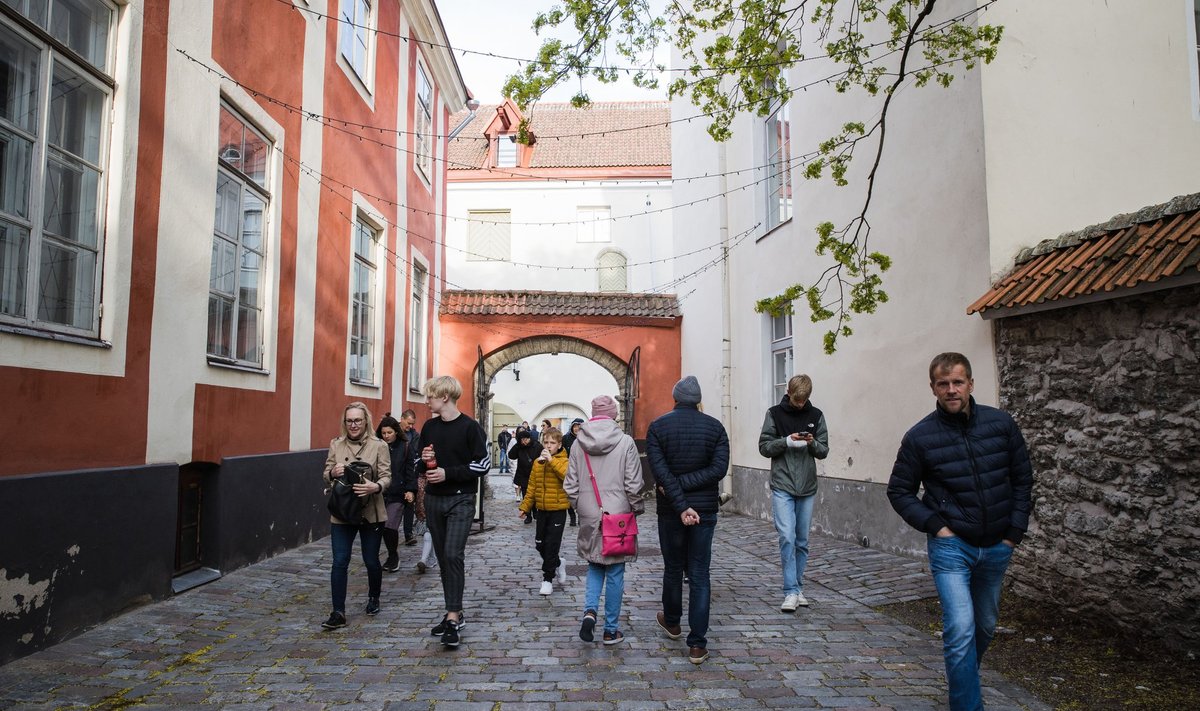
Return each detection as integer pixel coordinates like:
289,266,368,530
447,101,670,170
969,193,1200,315
440,290,681,318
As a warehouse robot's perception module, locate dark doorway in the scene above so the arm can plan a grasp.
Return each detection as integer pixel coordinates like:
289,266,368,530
175,462,217,574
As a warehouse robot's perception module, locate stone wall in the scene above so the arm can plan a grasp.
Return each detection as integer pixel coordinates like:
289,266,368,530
996,283,1200,653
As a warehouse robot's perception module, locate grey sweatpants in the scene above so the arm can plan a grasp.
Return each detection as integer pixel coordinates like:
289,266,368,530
424,491,475,612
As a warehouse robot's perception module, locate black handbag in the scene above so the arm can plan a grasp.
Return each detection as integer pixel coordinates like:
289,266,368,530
326,461,374,523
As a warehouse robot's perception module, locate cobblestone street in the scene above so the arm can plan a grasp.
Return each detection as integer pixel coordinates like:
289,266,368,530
0,473,1046,710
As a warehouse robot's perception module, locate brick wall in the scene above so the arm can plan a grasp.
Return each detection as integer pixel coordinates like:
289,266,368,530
996,283,1200,652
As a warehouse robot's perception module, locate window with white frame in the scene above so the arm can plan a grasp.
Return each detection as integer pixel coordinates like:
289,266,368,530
769,313,794,403
597,249,627,292
408,262,427,392
496,134,517,167
0,0,114,336
577,206,611,243
349,216,378,383
209,105,271,366
415,62,432,181
467,209,510,261
765,99,793,231
338,0,373,84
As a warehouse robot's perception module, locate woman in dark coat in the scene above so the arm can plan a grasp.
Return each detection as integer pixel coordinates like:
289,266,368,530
508,428,543,524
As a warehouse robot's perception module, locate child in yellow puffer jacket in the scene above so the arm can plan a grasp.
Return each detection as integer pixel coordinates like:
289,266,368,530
518,427,571,595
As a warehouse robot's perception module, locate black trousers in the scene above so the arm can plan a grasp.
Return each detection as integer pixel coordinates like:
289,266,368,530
534,509,568,581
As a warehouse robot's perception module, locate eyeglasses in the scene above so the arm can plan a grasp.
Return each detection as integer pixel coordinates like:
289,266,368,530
344,418,365,426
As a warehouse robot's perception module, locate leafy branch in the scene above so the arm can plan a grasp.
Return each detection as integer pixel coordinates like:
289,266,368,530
506,0,1003,353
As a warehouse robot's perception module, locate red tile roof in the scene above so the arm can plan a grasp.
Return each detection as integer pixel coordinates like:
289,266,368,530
440,290,681,318
968,193,1200,317
447,102,670,170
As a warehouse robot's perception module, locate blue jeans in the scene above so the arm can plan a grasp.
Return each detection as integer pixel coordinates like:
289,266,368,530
927,535,1014,711
658,511,717,648
771,489,815,596
330,522,383,613
584,562,625,634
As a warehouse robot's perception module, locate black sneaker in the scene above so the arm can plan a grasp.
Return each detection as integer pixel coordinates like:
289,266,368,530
431,613,466,636
321,611,346,630
365,597,380,615
382,556,399,573
441,619,460,647
579,610,597,642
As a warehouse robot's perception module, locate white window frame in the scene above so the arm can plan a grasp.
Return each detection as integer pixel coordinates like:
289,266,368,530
0,0,116,339
764,99,793,232
596,248,627,292
496,133,517,167
577,206,611,243
466,209,511,261
415,60,433,183
338,0,375,94
407,257,428,393
208,103,272,368
768,313,794,403
348,203,386,386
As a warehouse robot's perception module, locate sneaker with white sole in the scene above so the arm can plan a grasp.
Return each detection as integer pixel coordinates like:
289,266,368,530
556,563,567,584
781,594,800,613
796,591,809,607
539,580,553,595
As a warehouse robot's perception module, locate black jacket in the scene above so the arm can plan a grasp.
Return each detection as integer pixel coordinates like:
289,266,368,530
385,429,421,502
887,397,1033,547
646,403,730,516
508,437,543,488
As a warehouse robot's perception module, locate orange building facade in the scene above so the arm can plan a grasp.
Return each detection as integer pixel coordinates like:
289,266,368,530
0,0,469,664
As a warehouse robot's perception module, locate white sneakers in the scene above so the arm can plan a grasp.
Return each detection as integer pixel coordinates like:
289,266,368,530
539,581,553,596
781,592,810,612
556,563,567,584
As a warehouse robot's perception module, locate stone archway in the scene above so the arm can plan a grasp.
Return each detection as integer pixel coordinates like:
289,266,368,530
478,335,631,432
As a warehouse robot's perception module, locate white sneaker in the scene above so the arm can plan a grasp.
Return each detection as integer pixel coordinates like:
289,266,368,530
796,591,809,607
539,581,553,596
781,594,800,613
556,563,567,584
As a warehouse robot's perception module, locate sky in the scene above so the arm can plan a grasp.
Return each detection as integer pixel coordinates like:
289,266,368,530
437,0,669,105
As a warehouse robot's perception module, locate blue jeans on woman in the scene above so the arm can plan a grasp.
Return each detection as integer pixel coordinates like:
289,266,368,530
771,489,815,596
658,511,717,649
584,562,626,634
927,535,1014,711
330,522,383,613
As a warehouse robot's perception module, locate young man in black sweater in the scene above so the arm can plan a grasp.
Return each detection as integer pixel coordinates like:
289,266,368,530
419,375,490,648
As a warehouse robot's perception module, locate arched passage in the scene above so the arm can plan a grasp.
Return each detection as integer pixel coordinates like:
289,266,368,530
437,290,682,442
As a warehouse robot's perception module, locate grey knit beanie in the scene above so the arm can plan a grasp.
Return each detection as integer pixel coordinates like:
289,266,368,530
672,375,702,405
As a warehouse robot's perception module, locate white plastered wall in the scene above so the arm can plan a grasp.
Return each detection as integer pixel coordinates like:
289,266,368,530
981,0,1200,277
675,0,996,483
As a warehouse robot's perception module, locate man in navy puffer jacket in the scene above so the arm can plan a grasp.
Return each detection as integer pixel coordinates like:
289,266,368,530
647,375,729,665
887,352,1033,711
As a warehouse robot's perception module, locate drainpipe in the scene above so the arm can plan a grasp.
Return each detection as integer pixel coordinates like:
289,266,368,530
447,97,481,141
719,139,734,503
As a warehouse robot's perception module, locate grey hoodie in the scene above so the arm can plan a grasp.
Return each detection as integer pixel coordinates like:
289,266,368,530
564,417,645,563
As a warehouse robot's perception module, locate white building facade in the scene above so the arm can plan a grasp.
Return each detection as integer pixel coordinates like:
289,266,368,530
671,0,1200,554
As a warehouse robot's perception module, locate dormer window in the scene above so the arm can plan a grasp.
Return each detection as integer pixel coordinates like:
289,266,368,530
496,134,517,167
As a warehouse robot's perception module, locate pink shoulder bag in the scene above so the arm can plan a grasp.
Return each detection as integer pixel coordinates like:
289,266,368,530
585,451,638,557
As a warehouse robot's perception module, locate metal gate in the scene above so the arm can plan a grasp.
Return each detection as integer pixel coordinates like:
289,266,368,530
623,346,640,434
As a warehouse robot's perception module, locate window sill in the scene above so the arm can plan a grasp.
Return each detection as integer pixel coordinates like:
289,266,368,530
207,357,269,375
756,217,793,243
0,323,111,348
350,378,380,389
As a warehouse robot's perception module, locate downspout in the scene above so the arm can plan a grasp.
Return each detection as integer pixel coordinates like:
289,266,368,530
719,139,734,503
446,97,481,141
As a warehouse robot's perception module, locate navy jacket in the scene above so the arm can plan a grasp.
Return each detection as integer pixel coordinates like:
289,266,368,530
646,403,730,516
887,397,1033,547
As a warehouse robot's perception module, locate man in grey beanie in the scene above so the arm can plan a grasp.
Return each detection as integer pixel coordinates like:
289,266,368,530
646,375,729,664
